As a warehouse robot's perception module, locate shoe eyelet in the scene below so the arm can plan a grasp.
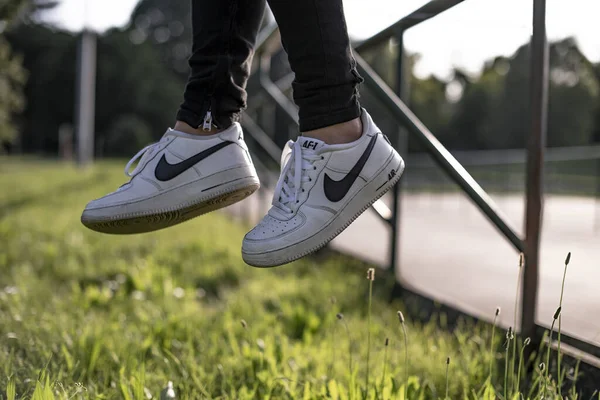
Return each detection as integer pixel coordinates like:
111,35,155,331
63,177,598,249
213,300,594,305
313,166,317,170
321,156,324,160
302,189,305,192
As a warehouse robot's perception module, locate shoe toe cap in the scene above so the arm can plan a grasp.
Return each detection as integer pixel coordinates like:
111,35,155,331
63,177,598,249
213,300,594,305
81,184,139,220
242,213,305,254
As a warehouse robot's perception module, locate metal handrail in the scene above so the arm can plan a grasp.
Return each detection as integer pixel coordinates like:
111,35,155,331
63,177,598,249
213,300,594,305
241,114,282,165
355,0,465,52
259,54,299,124
354,53,525,252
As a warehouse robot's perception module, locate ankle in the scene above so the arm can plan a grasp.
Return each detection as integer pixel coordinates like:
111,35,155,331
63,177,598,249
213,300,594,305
302,118,362,145
174,120,223,136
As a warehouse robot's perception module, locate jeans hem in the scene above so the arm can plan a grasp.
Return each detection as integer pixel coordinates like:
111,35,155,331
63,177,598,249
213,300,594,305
176,104,238,130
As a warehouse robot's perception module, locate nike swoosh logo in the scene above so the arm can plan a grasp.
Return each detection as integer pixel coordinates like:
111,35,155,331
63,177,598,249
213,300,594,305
323,134,378,202
154,141,235,181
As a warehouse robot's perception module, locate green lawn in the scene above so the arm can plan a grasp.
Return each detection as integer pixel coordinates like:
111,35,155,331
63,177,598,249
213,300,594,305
0,158,590,399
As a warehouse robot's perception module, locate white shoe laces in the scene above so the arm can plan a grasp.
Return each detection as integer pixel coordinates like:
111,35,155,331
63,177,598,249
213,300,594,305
124,137,168,177
273,140,322,214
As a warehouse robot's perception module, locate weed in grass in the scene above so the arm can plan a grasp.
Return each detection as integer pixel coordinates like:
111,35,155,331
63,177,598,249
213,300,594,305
544,306,562,392
329,296,337,377
490,306,501,381
511,253,524,394
381,338,389,394
160,381,176,400
557,252,571,396
397,310,409,397
366,267,375,392
6,376,15,400
445,356,450,400
516,337,531,394
539,362,547,399
504,327,513,400
567,360,581,400
336,312,353,377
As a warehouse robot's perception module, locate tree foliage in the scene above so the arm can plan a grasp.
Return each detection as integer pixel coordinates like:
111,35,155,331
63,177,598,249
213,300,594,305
0,33,26,148
0,0,58,151
128,0,193,77
412,38,600,150
4,0,600,155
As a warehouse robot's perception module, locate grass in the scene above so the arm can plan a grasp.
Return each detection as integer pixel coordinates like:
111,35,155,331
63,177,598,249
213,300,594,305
0,158,595,399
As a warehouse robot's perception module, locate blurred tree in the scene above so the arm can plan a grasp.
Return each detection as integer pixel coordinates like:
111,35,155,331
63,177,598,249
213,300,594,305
6,23,78,153
94,29,183,153
0,0,57,23
445,59,507,149
103,114,153,157
409,71,451,150
8,23,183,155
0,0,58,152
442,38,599,150
546,38,599,147
128,0,192,78
592,63,600,143
0,31,26,151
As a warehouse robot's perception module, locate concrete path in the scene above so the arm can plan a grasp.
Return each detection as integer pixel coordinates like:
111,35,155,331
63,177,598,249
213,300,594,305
227,189,600,347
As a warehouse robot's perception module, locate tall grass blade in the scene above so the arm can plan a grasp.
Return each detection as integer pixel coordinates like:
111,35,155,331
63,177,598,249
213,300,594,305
504,327,513,400
557,251,570,396
381,338,389,394
397,311,409,400
516,337,531,395
366,268,375,391
490,307,501,381
6,375,16,400
540,360,548,400
511,253,524,394
445,357,451,400
543,306,561,398
337,313,353,377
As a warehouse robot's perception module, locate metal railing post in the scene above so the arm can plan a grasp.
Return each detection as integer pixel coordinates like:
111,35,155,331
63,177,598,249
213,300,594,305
522,0,548,344
75,30,97,166
595,159,600,233
388,29,406,282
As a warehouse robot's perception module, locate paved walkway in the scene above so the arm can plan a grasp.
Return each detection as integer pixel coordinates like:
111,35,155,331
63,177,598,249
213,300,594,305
227,189,600,346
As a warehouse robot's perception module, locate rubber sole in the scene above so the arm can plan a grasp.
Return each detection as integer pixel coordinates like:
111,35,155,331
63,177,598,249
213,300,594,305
82,180,259,235
242,154,405,267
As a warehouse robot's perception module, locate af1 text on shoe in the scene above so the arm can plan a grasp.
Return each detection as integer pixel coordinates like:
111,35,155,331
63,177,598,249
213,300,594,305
81,123,260,234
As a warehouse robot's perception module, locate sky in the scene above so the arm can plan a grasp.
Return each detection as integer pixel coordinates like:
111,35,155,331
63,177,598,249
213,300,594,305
42,0,600,79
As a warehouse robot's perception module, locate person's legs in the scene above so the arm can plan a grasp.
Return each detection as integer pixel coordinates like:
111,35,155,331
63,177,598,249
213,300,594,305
242,0,405,267
267,0,363,144
177,0,266,134
81,0,265,234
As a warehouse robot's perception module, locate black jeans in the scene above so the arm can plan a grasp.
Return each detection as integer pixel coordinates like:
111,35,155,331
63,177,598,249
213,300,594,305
176,0,363,132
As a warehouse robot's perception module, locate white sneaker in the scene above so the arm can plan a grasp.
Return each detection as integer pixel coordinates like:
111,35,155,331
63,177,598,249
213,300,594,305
242,109,404,267
81,123,260,234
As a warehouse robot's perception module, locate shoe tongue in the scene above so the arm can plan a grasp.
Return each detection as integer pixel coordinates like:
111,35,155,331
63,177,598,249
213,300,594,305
163,128,177,137
280,140,294,171
297,137,326,153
